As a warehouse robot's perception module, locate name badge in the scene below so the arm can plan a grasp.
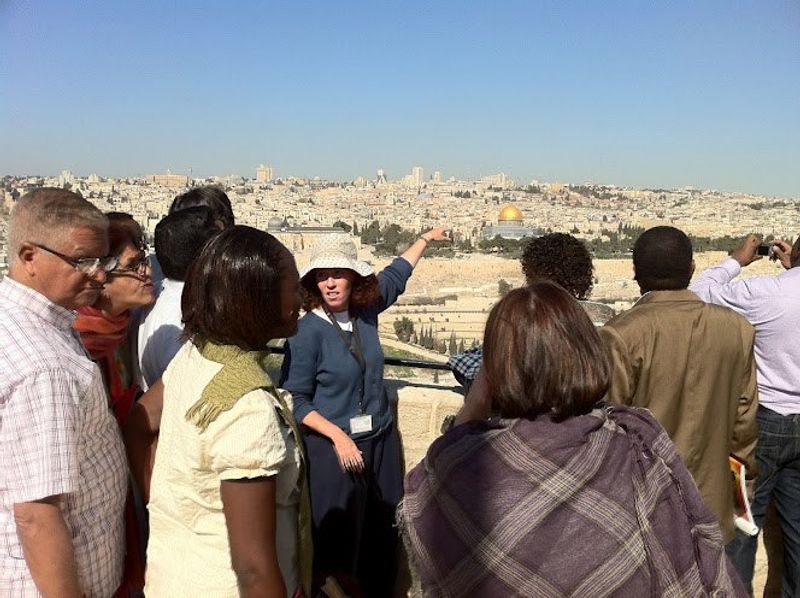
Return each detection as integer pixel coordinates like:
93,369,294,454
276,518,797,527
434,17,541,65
350,414,373,434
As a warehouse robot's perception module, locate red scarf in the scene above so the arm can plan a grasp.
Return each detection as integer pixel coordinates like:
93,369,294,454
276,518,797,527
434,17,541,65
74,307,145,596
74,307,138,423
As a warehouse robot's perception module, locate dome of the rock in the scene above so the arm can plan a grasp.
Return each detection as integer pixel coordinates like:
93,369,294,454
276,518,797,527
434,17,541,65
498,204,523,222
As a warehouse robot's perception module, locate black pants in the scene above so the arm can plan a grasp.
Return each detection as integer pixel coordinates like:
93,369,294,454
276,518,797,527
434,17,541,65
303,424,403,598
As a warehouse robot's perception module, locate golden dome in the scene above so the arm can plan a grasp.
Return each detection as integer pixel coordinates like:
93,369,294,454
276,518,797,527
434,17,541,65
498,204,523,222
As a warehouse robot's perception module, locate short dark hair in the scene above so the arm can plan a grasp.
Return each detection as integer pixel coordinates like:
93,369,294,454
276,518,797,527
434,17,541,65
170,185,234,228
300,272,381,312
483,282,610,421
155,207,220,281
520,233,593,299
182,226,290,350
633,226,693,292
106,212,144,256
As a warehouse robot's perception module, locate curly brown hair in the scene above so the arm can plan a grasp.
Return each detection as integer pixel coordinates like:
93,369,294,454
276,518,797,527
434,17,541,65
520,233,593,300
301,271,381,312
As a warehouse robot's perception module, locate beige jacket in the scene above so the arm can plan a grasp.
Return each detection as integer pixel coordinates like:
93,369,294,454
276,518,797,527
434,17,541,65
600,290,758,543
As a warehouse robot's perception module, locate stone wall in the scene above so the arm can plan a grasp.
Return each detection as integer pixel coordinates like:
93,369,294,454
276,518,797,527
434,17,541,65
386,379,464,471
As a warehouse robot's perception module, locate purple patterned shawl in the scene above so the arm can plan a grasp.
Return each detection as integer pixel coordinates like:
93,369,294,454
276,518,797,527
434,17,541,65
399,404,746,597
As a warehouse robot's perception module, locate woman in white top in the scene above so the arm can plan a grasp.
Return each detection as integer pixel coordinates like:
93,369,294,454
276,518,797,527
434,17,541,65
144,226,309,597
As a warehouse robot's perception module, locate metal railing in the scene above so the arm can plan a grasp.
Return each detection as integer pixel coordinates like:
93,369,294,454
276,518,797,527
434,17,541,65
266,345,453,371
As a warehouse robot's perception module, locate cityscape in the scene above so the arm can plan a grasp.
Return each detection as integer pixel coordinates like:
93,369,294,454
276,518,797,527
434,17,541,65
1,167,795,357
2,1,798,593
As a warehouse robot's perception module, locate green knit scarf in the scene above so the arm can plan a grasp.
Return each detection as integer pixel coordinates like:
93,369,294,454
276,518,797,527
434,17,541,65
186,340,313,596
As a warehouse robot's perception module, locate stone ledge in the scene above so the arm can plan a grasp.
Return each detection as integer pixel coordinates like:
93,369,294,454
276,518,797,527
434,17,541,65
386,378,464,471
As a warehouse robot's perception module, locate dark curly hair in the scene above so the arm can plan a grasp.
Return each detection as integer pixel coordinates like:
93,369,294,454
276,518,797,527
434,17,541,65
301,271,381,312
520,233,593,300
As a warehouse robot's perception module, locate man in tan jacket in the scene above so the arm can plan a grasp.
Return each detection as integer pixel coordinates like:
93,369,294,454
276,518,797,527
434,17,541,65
601,226,758,552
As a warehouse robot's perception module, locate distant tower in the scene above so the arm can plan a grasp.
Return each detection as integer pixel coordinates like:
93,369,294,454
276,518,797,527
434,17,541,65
58,170,75,187
432,171,443,184
411,166,424,188
256,164,274,183
376,168,387,185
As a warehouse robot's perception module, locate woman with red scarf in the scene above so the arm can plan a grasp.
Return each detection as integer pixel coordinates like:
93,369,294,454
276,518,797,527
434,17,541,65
74,212,155,597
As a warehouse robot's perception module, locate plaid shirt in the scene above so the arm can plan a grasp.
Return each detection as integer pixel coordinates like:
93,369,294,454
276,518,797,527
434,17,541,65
447,346,483,384
0,278,127,597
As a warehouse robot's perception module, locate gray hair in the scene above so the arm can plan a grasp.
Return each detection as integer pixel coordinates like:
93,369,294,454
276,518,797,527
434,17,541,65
9,188,108,265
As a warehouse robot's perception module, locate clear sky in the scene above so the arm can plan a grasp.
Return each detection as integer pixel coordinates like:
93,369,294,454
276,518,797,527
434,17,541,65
2,0,798,196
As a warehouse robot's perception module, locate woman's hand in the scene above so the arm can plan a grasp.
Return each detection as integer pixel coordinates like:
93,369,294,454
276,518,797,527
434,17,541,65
455,367,492,425
300,411,365,473
402,227,451,267
420,227,450,243
332,430,364,473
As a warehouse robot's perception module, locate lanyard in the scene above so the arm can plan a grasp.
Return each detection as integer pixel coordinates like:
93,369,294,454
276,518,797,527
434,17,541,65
322,306,366,413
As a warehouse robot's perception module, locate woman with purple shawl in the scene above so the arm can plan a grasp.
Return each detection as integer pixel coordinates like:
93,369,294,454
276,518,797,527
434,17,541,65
399,282,746,597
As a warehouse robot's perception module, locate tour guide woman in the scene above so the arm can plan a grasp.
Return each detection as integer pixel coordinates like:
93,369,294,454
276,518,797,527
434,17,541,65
281,227,448,596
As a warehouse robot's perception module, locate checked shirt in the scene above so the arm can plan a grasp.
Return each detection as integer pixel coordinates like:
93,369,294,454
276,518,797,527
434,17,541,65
0,278,127,597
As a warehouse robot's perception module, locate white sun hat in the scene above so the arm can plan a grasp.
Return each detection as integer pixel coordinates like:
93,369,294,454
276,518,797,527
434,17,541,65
299,233,374,280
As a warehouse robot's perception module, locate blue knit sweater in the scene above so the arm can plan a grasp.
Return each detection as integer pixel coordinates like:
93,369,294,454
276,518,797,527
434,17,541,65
280,257,413,438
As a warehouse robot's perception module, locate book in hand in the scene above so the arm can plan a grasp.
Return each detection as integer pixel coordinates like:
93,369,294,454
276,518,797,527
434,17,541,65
730,455,759,536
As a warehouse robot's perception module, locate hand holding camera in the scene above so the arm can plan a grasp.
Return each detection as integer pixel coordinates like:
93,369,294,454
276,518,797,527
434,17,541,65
734,234,787,268
732,234,765,267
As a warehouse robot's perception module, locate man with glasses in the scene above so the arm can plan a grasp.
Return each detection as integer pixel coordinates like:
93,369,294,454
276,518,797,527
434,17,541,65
0,188,128,596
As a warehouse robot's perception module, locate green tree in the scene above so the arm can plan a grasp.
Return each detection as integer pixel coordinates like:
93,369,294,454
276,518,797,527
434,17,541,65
448,332,458,355
457,237,473,252
360,220,381,245
332,220,352,233
393,317,415,342
425,327,435,350
498,279,512,296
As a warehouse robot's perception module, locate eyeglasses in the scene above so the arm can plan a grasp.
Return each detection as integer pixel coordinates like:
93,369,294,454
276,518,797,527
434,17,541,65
33,243,119,276
110,252,150,276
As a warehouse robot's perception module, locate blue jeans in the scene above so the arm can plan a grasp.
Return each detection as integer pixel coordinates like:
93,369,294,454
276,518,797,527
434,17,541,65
727,406,800,597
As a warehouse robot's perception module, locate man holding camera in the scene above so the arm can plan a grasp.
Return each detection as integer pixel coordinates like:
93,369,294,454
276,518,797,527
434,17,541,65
691,234,800,595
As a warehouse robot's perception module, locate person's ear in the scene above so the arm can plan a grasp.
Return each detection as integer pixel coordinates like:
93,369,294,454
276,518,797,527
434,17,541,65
632,264,637,281
17,243,38,276
689,260,696,278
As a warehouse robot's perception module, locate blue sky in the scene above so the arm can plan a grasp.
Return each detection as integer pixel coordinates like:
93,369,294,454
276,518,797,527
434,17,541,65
1,0,798,196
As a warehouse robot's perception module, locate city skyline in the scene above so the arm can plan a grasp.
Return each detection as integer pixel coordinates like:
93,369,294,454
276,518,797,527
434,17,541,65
2,1,798,197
